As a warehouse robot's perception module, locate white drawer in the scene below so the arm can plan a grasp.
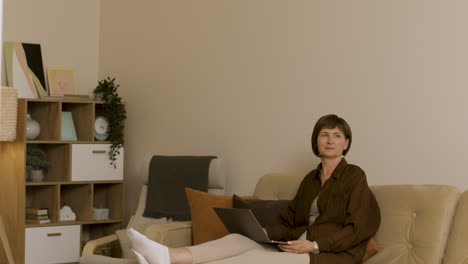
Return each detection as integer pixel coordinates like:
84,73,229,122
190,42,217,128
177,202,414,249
71,144,124,181
25,225,80,264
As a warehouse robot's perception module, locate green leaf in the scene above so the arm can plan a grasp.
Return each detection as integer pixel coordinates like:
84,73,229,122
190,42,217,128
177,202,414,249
94,77,126,168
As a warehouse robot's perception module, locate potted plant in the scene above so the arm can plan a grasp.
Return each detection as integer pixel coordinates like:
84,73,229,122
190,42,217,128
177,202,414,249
26,148,50,181
93,77,127,168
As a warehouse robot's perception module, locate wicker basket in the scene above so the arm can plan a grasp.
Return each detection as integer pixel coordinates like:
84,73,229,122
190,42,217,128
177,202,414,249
94,244,112,256
80,241,113,256
0,87,17,141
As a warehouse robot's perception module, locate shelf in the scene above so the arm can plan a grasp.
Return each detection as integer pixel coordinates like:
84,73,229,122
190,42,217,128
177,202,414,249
27,140,112,144
1,98,124,263
82,222,123,243
26,98,104,104
26,185,59,222
61,184,93,221
26,180,124,186
27,144,70,182
26,219,123,228
94,183,124,220
62,103,94,141
27,101,61,141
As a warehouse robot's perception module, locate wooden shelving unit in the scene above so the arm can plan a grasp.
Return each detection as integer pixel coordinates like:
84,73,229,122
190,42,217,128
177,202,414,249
0,98,124,264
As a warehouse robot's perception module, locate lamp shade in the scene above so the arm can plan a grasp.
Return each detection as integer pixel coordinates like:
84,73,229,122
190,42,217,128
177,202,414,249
0,87,18,141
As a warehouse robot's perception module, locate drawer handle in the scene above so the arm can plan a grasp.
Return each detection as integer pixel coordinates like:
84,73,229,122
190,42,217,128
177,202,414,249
92,150,106,154
47,232,62,237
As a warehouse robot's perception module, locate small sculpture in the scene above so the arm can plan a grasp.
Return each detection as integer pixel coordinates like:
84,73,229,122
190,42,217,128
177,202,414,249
60,205,76,221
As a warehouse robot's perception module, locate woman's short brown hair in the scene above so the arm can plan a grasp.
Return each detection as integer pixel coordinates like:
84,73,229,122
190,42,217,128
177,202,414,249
311,114,352,157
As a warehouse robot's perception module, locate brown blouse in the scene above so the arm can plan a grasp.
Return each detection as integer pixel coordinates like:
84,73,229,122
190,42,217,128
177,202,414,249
265,159,381,264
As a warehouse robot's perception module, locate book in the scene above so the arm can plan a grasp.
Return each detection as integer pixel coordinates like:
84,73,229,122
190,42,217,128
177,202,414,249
26,219,51,224
61,111,77,141
25,207,48,215
26,214,49,220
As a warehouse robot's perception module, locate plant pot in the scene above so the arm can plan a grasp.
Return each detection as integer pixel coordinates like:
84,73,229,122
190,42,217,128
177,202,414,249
30,169,44,182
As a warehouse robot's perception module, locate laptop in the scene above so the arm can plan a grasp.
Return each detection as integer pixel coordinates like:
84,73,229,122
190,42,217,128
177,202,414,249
214,207,288,245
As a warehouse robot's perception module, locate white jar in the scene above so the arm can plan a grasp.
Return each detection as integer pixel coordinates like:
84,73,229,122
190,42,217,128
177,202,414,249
26,114,40,140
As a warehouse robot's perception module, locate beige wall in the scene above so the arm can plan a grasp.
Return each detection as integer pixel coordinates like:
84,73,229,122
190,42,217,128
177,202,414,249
2,0,100,94
5,1,468,222
99,0,468,218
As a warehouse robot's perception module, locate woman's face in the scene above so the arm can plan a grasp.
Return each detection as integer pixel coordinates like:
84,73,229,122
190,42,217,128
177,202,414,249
316,127,349,159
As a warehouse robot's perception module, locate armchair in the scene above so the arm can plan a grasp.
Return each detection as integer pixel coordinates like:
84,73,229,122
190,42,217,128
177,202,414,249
80,158,226,264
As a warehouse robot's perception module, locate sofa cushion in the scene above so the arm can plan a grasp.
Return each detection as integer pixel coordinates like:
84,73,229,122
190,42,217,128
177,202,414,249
185,187,232,245
365,185,460,264
232,195,290,227
185,188,257,245
443,190,468,264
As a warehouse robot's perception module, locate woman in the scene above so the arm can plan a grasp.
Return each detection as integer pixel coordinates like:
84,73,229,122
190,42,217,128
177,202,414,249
128,114,381,264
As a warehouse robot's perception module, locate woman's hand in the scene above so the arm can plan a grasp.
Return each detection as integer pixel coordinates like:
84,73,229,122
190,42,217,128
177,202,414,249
277,240,314,254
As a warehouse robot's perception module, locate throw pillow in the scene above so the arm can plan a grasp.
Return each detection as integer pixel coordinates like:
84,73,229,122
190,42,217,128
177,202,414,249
232,195,290,227
185,188,235,244
362,238,379,261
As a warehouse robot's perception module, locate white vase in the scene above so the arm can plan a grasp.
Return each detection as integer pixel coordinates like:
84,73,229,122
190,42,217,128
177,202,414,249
30,169,44,182
26,114,40,140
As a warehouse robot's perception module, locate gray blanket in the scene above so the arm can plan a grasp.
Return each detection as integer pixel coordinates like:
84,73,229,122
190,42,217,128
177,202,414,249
143,155,216,221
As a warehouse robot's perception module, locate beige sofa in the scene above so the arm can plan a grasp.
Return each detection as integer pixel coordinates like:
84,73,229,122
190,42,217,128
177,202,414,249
81,173,468,264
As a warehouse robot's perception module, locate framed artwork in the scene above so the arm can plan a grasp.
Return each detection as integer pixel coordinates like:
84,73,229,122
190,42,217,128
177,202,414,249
47,67,77,97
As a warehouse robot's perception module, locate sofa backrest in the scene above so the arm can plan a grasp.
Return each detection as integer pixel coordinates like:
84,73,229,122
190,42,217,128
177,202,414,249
253,173,303,200
253,173,462,264
367,185,460,264
443,190,468,264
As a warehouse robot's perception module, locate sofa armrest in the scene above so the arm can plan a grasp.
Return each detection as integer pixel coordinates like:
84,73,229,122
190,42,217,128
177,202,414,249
82,233,119,256
143,222,193,248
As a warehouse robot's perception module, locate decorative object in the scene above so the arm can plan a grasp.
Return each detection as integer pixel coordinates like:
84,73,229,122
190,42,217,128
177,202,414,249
26,114,40,140
61,111,77,140
92,208,110,220
26,148,50,182
22,43,48,97
4,42,39,98
29,169,44,182
94,115,109,141
60,205,76,221
93,77,126,167
47,67,77,97
0,87,18,141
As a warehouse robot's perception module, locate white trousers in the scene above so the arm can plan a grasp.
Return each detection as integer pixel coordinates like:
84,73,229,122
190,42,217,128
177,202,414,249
188,234,309,264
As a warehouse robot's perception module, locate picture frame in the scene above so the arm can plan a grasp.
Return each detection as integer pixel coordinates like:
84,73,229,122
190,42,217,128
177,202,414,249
61,111,77,141
47,67,77,97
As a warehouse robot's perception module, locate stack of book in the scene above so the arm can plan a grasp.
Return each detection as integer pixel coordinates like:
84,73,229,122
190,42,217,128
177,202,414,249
25,207,51,224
